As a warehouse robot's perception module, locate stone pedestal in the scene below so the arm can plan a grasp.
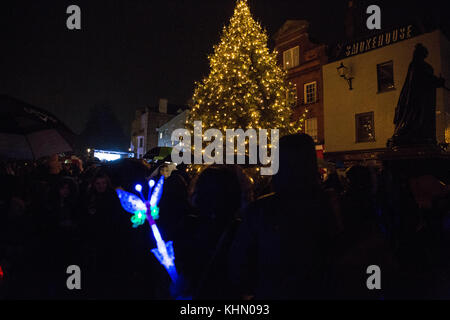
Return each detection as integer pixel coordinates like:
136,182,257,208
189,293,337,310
381,145,449,181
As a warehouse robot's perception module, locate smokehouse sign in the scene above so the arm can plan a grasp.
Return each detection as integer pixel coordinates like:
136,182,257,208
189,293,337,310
333,25,417,60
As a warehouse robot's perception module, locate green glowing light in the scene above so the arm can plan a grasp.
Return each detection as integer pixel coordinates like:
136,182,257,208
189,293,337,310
151,206,159,220
131,211,147,228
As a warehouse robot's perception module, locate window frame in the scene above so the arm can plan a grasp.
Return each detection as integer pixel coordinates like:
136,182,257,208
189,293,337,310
355,112,376,143
283,46,300,70
376,60,395,93
305,117,318,143
304,81,317,105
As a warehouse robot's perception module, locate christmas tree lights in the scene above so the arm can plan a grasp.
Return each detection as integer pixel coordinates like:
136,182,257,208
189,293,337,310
187,0,306,138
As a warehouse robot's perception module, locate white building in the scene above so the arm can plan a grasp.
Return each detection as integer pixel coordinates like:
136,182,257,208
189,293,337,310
157,110,189,148
322,26,449,163
130,99,188,159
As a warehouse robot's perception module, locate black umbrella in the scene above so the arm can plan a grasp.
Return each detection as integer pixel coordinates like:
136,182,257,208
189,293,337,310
0,95,75,160
143,147,173,162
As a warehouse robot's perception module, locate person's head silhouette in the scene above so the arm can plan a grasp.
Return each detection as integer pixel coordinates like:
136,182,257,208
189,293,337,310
272,133,319,196
345,165,372,193
191,165,242,223
413,43,428,61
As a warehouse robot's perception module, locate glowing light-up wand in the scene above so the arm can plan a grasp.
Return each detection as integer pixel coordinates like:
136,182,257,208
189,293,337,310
116,176,178,282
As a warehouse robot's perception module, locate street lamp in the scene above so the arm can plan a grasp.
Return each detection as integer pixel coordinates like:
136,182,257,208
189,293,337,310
337,62,354,90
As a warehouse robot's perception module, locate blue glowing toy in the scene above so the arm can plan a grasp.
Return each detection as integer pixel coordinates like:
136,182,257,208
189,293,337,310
116,176,178,282
116,178,164,227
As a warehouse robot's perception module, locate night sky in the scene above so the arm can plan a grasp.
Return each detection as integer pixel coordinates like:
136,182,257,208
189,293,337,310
2,0,448,138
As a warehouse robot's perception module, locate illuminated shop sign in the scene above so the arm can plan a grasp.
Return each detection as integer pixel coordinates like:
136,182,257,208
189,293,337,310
332,24,417,61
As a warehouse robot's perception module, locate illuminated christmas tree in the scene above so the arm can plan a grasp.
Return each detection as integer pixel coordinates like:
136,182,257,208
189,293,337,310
187,0,306,135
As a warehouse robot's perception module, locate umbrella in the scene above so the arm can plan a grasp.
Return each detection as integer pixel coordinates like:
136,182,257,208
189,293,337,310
0,95,74,160
144,147,173,162
145,146,262,168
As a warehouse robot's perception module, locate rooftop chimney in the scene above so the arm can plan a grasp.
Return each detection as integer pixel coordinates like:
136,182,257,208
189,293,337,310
159,98,168,114
344,0,356,39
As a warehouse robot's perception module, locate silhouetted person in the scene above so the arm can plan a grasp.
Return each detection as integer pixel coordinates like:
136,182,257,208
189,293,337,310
330,165,398,299
0,163,34,299
81,172,127,298
323,171,345,236
230,134,335,299
341,165,377,233
45,177,82,298
158,173,190,240
172,165,244,300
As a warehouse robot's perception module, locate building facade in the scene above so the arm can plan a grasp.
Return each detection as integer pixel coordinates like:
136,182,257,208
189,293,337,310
323,27,450,164
274,20,328,145
130,99,188,159
157,110,189,148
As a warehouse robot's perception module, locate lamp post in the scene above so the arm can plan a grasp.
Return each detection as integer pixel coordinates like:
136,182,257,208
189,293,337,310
337,62,354,90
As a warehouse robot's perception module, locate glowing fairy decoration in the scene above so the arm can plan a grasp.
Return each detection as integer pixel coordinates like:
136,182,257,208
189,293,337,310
116,176,178,282
115,189,147,228
116,177,164,227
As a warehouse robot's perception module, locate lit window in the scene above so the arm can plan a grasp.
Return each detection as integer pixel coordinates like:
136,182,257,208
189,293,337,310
377,61,394,92
159,132,163,139
283,46,300,70
304,81,317,104
305,117,318,142
355,112,375,143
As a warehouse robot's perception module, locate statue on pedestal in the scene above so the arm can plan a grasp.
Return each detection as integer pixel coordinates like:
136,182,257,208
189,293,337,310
388,43,445,149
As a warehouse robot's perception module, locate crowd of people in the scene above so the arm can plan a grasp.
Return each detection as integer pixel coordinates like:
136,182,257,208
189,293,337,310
1,133,450,300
